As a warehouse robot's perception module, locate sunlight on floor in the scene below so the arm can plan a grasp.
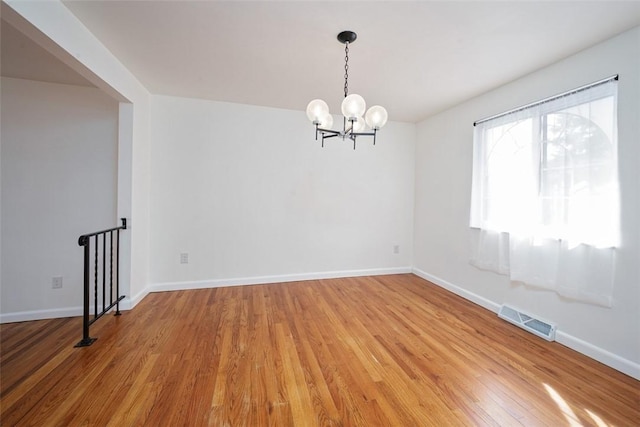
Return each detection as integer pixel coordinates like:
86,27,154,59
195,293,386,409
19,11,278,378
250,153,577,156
585,409,609,427
543,383,582,427
543,383,610,427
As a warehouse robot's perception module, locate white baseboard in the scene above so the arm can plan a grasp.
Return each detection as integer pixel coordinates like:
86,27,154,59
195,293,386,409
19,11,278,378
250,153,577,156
0,304,132,324
0,306,83,323
412,268,501,313
556,331,640,380
412,267,640,381
150,266,413,293
125,287,150,310
0,267,411,323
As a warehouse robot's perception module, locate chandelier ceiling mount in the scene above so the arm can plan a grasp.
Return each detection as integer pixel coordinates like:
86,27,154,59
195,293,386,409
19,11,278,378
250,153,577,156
337,30,358,44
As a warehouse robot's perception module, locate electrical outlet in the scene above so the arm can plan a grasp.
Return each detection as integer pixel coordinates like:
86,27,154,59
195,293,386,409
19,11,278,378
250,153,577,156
393,245,400,254
180,253,189,264
52,276,63,289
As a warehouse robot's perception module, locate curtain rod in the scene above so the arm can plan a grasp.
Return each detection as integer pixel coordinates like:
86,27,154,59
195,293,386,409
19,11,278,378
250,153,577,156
473,74,618,126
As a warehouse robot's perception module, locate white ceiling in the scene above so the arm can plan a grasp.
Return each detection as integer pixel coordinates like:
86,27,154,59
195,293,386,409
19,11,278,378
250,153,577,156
8,1,640,123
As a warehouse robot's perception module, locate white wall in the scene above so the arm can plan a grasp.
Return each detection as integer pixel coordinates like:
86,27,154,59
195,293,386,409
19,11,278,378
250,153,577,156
0,77,118,319
149,95,415,287
414,27,640,378
3,0,153,308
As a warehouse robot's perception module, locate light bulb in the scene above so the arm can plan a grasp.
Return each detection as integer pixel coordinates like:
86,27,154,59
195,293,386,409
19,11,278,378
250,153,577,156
306,99,329,123
351,116,366,133
318,113,333,130
341,94,366,119
365,105,388,130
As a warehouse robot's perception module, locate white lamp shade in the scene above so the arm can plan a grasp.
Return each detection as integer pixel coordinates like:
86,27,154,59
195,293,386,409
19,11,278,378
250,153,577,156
365,105,388,130
306,99,329,123
351,116,366,133
317,113,334,130
341,94,366,119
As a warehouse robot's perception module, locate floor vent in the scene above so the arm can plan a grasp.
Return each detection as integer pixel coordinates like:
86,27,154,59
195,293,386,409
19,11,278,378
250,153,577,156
498,305,557,342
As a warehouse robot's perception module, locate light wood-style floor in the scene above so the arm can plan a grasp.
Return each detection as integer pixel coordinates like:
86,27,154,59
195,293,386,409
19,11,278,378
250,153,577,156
1,274,638,426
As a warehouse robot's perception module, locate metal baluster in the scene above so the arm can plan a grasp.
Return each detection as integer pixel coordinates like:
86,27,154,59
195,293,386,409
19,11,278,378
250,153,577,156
74,236,95,347
102,231,106,313
94,235,98,321
115,228,121,316
110,230,114,306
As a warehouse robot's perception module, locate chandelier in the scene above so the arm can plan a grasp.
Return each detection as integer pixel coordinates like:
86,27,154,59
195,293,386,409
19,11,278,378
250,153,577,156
306,31,388,149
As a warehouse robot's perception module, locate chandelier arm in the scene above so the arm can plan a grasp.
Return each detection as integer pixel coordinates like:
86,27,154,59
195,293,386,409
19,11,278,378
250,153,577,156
320,131,341,139
345,122,354,134
316,123,344,140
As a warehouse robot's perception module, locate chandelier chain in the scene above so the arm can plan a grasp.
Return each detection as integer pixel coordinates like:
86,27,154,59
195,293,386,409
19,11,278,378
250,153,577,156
344,42,349,98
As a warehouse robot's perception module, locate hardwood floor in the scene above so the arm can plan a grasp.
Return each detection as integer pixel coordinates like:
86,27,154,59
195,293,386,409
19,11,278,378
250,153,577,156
1,274,638,426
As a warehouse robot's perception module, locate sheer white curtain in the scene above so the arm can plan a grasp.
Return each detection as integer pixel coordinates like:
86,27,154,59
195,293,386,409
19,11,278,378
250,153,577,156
470,79,619,306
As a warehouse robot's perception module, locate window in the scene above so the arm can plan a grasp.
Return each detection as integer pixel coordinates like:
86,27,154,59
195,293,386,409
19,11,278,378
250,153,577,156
470,77,619,306
471,78,619,247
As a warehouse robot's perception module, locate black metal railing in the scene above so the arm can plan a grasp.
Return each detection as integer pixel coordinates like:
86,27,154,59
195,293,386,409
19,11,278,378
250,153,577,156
75,218,127,347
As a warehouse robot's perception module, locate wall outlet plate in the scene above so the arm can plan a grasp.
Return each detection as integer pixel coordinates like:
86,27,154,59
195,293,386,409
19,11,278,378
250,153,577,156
52,276,63,289
180,253,189,264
